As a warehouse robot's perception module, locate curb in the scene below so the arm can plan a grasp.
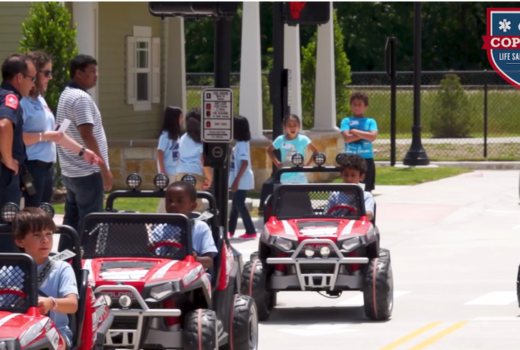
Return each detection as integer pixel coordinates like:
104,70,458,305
376,161,520,170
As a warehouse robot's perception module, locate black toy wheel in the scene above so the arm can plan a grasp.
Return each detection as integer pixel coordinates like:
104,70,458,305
379,248,391,261
517,264,520,307
224,294,259,350
363,257,393,321
249,251,258,262
183,309,218,350
241,259,276,321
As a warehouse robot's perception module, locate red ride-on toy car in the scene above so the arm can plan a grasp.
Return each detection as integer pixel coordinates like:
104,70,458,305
0,203,113,350
242,153,393,321
75,177,258,350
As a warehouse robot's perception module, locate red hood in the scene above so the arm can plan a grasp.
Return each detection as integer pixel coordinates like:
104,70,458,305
265,217,372,243
0,309,45,340
82,257,201,292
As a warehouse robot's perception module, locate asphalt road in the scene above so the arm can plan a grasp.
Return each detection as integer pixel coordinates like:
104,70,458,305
230,170,520,350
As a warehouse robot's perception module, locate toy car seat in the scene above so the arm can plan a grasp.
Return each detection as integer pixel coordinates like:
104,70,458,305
276,191,314,217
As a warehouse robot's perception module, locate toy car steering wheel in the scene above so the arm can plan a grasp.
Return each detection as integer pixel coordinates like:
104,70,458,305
0,288,25,298
326,205,358,216
152,241,184,249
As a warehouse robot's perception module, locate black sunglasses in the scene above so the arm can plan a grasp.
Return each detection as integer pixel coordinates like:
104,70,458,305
41,70,52,78
24,74,36,83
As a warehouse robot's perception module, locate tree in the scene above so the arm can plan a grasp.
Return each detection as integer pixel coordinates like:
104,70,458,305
300,10,352,129
430,74,473,138
19,2,78,114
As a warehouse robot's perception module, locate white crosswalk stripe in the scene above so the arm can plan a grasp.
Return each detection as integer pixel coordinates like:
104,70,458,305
465,291,517,306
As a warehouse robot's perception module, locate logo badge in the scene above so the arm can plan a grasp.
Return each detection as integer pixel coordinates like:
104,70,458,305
4,94,18,110
482,8,520,88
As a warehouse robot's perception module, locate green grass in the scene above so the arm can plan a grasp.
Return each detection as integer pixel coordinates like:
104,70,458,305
53,195,160,215
332,166,472,186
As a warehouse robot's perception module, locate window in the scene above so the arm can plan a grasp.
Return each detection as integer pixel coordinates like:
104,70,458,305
126,26,160,111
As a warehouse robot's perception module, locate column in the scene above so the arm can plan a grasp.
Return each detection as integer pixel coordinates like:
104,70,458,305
284,24,302,118
73,2,98,104
312,2,338,132
165,17,187,114
239,1,267,140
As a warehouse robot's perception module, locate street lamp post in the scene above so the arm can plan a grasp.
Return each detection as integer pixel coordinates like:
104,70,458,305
403,1,430,166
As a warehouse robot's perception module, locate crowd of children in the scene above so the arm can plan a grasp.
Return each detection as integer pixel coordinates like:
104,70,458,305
0,91,377,346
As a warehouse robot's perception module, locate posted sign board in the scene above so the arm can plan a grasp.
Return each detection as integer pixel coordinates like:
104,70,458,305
201,88,233,143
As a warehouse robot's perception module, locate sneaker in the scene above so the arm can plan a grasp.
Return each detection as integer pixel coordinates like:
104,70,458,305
227,232,233,239
238,233,257,240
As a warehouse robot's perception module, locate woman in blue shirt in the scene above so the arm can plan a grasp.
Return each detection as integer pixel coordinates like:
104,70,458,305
228,115,256,239
157,106,183,213
21,51,103,207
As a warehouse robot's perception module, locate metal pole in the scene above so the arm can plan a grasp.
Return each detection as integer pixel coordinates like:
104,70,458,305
403,2,430,166
390,37,397,166
484,71,488,158
271,1,285,166
213,16,232,231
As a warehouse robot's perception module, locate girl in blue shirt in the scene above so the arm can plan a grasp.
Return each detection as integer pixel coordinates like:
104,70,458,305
267,114,318,184
157,106,183,213
177,108,212,210
228,116,256,239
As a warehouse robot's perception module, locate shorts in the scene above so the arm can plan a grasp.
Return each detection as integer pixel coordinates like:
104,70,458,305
361,158,375,192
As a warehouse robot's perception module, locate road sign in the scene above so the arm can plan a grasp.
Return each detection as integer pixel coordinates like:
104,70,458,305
201,88,233,143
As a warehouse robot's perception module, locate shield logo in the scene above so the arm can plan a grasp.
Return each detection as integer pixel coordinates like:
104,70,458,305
482,8,520,88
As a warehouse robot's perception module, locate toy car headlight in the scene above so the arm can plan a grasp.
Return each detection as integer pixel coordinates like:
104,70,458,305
150,282,178,300
304,247,315,258
273,237,293,252
291,153,304,166
119,295,132,309
313,153,326,166
126,173,142,190
342,236,361,252
181,174,197,187
1,202,19,223
102,294,112,307
336,153,347,166
320,246,331,258
38,203,55,219
154,173,170,190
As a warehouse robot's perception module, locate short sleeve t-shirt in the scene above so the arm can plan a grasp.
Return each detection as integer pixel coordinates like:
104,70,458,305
177,134,203,175
324,190,375,216
272,134,311,184
157,131,180,175
0,261,78,342
340,117,378,159
229,141,254,190
151,220,218,258
21,95,56,163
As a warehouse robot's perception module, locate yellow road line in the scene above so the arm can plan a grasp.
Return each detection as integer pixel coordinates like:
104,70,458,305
408,321,469,350
379,322,442,350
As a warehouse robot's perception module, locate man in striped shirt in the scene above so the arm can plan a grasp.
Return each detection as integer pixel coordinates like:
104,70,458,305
56,55,111,238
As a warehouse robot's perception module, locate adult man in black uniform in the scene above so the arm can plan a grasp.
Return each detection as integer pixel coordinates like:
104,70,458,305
0,54,36,223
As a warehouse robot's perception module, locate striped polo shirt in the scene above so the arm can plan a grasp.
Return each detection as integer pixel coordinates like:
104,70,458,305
56,83,109,178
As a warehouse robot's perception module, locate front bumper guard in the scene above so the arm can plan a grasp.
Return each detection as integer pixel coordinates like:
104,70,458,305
266,239,369,291
95,285,181,350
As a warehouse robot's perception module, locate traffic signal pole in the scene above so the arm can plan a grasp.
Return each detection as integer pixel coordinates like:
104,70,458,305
271,1,285,165
211,16,232,231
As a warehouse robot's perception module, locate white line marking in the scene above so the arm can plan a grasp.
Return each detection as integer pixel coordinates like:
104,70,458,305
472,317,520,322
280,324,358,336
465,292,517,306
337,291,412,307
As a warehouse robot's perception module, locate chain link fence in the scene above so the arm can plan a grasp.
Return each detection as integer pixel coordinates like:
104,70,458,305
187,70,520,161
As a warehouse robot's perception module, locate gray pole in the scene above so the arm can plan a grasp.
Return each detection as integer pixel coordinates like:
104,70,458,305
403,2,430,166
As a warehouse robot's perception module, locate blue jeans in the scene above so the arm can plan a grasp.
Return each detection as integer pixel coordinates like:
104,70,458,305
23,161,53,208
229,190,256,235
61,172,104,248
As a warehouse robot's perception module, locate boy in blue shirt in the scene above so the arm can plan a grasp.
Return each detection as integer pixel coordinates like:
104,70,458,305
324,154,375,221
150,181,218,271
340,92,378,192
0,208,78,348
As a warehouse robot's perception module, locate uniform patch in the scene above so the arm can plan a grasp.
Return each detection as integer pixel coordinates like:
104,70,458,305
4,94,18,110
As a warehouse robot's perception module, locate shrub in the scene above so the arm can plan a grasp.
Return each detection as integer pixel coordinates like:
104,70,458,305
430,74,473,138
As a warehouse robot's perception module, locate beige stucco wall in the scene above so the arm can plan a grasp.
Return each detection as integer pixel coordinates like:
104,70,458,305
0,3,31,61
97,2,164,140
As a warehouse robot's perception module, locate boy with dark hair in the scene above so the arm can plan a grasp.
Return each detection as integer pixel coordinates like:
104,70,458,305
151,181,217,270
324,154,375,221
340,91,378,192
0,207,78,348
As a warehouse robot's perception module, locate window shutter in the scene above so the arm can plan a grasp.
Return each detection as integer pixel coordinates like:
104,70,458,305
152,37,161,104
126,36,136,105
